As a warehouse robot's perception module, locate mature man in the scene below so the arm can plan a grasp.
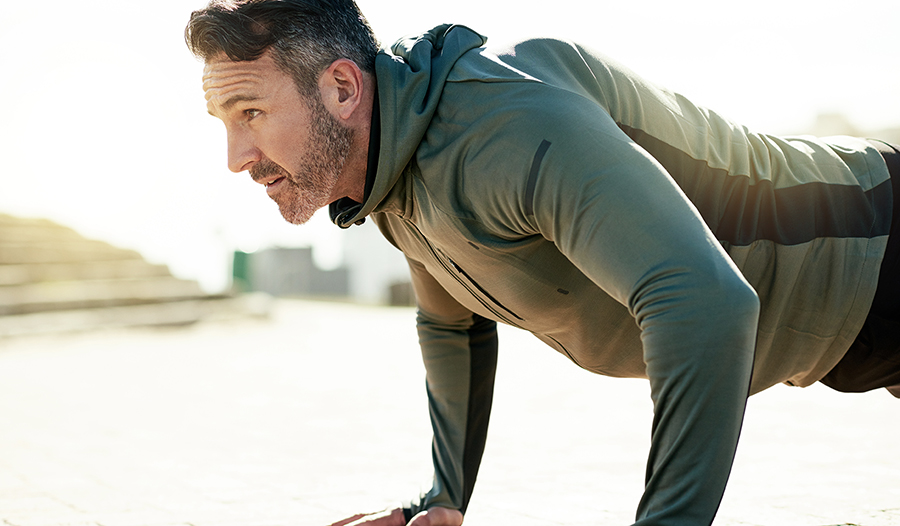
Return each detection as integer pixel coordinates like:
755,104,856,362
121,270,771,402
186,1,899,525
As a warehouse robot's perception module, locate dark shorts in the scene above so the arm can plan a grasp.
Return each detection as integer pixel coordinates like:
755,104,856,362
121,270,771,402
820,140,900,393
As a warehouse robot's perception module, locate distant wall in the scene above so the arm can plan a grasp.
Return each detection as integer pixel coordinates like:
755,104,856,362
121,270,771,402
342,221,413,305
233,247,350,299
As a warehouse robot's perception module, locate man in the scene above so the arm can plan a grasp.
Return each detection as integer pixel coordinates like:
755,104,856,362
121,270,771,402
185,1,900,525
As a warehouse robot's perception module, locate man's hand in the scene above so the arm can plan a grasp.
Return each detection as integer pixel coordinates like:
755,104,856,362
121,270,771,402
328,507,463,526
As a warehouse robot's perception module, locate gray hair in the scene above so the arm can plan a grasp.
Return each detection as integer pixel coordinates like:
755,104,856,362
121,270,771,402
185,0,379,95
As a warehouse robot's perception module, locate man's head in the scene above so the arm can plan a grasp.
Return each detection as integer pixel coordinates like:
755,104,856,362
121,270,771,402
186,0,378,224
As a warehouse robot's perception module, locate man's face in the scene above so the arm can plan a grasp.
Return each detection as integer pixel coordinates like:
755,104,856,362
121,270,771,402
203,50,353,225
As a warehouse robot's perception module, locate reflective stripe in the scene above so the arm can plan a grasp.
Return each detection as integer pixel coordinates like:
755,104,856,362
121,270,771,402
619,125,891,246
525,140,552,217
459,314,498,514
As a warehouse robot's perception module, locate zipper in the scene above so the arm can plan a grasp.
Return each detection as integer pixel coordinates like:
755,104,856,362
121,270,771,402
407,221,525,327
446,257,525,323
544,334,583,368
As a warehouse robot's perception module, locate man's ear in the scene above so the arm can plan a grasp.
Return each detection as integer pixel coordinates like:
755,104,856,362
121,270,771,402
318,59,365,121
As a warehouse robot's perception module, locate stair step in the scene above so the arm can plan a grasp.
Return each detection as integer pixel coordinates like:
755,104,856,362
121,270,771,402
0,214,249,330
0,214,86,242
0,260,172,286
0,242,142,264
0,277,207,316
0,294,272,338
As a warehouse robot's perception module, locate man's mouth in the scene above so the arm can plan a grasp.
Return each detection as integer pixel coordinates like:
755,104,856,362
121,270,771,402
265,176,286,195
250,160,291,192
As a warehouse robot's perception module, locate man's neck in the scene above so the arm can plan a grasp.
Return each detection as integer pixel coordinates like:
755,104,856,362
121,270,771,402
330,73,377,204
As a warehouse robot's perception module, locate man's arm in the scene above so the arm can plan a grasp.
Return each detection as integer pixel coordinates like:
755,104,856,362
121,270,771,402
326,257,491,526
403,257,498,519
519,106,759,524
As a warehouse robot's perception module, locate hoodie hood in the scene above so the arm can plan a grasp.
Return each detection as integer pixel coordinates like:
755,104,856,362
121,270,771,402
331,24,487,228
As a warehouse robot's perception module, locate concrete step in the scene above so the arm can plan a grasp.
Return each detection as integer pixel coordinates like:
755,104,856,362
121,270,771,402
0,276,207,316
0,213,271,333
0,293,272,338
0,259,173,286
0,214,87,243
0,241,143,264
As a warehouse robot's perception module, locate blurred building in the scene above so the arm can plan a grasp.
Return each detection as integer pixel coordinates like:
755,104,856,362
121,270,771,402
342,220,413,306
233,246,350,300
232,220,414,306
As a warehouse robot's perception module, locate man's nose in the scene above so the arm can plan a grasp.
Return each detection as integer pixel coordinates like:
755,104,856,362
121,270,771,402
226,129,260,173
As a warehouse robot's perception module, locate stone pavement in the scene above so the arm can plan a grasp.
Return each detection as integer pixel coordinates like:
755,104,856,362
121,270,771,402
0,299,897,526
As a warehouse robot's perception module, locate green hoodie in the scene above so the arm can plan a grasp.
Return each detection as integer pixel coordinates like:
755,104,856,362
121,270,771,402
332,25,891,525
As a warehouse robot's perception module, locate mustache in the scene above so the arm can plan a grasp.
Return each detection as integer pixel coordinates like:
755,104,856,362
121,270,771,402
250,159,290,183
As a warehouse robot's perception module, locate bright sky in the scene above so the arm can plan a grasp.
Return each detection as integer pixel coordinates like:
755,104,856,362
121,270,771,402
1,0,898,292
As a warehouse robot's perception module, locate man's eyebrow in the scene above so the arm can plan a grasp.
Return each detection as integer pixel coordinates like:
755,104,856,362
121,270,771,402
208,94,260,116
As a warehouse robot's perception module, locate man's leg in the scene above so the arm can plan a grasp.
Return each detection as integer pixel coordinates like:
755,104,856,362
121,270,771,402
821,140,900,396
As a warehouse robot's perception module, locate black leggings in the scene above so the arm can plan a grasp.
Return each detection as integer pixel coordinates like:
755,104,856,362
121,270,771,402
820,140,900,394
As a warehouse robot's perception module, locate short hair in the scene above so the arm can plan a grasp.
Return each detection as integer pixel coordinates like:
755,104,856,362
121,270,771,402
185,0,379,95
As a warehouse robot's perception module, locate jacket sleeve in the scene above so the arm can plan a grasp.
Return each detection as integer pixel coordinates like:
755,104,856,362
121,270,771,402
517,105,760,524
402,256,498,519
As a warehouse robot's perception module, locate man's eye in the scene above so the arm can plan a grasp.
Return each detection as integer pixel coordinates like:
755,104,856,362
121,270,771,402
245,109,262,119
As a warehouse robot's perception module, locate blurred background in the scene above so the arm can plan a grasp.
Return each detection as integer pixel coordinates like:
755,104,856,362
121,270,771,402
1,0,899,325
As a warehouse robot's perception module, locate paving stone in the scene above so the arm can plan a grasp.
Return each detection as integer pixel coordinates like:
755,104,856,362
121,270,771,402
0,299,897,526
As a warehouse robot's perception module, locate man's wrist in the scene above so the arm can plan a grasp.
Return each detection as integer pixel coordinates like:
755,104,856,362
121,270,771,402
392,507,408,526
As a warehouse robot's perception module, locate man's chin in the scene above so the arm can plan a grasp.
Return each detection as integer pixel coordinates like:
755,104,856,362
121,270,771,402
278,204,316,226
271,181,336,225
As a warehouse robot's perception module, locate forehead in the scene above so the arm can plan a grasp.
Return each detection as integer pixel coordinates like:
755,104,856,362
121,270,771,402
203,51,291,115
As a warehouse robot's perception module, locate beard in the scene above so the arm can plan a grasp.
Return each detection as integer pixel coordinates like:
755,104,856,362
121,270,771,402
251,93,353,225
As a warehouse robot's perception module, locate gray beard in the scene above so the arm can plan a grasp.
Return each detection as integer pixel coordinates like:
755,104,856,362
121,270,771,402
250,94,353,225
